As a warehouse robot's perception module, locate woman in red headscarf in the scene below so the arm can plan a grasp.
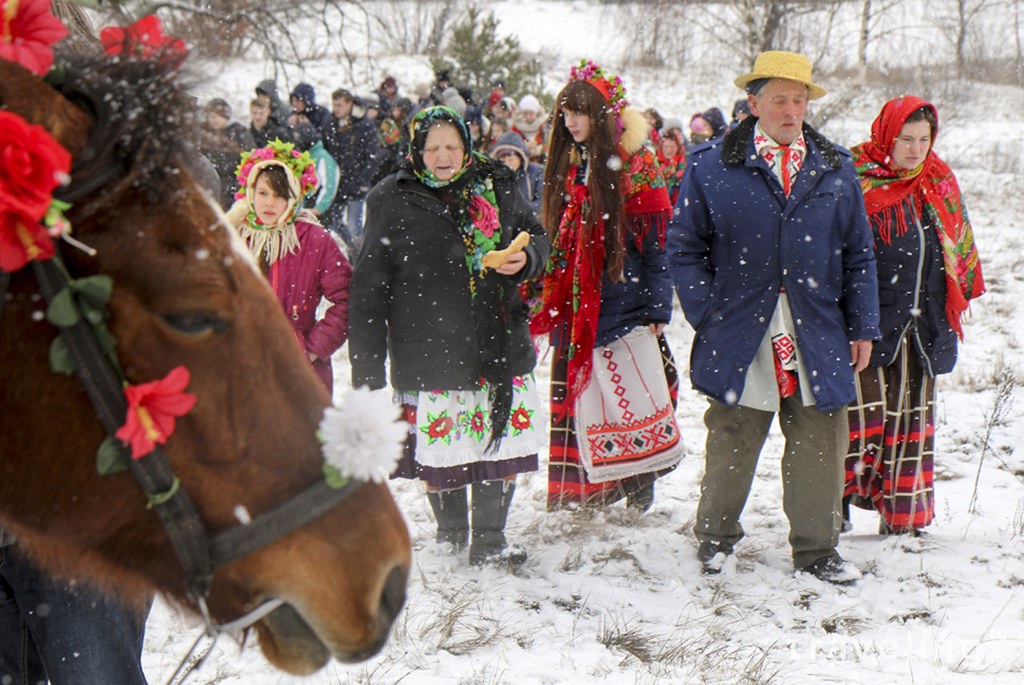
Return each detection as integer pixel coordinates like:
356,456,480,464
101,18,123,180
532,61,683,511
843,96,985,536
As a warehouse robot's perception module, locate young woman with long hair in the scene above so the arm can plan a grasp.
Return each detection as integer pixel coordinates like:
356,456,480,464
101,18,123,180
531,61,684,511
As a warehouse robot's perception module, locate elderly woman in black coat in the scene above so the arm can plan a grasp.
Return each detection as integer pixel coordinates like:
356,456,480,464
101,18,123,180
349,106,551,566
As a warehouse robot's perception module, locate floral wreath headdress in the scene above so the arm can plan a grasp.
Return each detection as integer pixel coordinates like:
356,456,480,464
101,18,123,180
234,139,320,263
568,59,629,117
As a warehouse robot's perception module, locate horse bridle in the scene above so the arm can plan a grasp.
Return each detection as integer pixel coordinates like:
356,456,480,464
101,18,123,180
0,152,365,612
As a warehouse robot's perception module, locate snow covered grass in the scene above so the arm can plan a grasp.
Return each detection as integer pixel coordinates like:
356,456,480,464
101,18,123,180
142,172,1024,684
139,2,1024,681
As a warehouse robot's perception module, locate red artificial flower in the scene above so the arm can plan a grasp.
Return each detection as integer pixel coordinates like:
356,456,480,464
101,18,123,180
100,15,187,64
115,366,197,459
0,110,71,272
0,0,68,76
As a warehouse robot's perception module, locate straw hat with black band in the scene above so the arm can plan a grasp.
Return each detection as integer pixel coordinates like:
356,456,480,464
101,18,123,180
734,51,827,100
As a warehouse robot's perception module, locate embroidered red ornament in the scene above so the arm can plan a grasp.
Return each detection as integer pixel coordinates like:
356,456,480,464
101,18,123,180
116,366,197,459
0,110,72,273
0,0,68,76
100,14,186,64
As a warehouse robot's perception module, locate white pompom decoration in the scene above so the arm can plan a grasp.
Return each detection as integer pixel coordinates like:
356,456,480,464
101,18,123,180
319,388,408,483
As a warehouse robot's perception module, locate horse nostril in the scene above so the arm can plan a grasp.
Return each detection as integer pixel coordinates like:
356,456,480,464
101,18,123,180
379,565,407,624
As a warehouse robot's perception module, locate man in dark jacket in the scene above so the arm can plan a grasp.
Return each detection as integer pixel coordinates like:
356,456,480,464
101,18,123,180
322,88,381,250
202,98,255,210
249,98,293,148
255,79,293,129
667,51,880,583
290,83,332,134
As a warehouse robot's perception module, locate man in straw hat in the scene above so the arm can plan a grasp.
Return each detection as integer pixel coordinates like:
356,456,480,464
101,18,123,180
667,51,880,584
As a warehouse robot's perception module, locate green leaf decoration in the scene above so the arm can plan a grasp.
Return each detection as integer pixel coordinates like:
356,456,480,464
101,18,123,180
322,462,350,490
46,288,81,327
96,435,130,474
49,336,77,375
74,275,113,310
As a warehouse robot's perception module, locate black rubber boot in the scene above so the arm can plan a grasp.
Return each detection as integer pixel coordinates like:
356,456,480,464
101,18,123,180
626,483,655,512
426,488,469,550
469,479,526,567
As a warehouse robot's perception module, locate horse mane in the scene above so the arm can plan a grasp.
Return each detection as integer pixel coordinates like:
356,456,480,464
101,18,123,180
53,47,205,214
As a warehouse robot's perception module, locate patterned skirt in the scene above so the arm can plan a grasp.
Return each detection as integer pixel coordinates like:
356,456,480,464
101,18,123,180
845,343,936,531
547,332,679,509
391,380,541,490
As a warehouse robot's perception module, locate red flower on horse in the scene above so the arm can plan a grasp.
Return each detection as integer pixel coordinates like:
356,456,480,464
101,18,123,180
0,110,71,272
0,0,68,76
115,366,197,459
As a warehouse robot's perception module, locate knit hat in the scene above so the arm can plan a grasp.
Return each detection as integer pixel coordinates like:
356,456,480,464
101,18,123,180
381,76,397,90
501,96,517,113
734,50,826,100
518,94,540,113
205,98,231,119
662,117,683,134
464,106,484,127
414,83,430,99
701,107,727,138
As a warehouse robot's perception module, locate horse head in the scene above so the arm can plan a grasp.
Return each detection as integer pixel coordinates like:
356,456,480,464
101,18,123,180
0,55,410,674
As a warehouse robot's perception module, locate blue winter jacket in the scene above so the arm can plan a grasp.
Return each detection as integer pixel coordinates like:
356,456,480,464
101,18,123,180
667,118,880,411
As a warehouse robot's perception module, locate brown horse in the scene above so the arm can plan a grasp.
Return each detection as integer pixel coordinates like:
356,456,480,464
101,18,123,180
0,55,410,675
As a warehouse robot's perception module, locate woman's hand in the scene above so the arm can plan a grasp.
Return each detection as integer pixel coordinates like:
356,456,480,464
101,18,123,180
649,323,667,336
496,251,527,275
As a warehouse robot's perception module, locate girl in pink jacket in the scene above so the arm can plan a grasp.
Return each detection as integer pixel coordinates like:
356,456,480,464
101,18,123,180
228,141,351,393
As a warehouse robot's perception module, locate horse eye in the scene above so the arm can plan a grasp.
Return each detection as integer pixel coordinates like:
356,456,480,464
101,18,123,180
162,312,229,335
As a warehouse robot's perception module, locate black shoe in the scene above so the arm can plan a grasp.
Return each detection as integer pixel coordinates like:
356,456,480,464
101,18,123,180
697,540,733,575
797,553,862,585
626,484,655,513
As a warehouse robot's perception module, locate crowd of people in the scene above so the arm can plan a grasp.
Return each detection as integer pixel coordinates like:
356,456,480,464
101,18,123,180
192,50,986,583
3,42,988,683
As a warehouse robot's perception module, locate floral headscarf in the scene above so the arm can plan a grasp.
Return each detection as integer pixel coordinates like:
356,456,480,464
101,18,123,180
234,140,319,264
851,96,985,339
407,107,502,294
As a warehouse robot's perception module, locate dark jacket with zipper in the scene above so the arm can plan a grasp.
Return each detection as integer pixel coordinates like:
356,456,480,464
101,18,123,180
349,166,551,391
668,117,880,411
870,196,957,375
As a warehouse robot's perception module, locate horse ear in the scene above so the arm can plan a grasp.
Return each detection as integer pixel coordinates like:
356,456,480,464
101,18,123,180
0,59,92,156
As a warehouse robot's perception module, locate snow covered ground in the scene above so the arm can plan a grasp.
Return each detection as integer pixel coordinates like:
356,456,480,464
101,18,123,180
143,1,1024,682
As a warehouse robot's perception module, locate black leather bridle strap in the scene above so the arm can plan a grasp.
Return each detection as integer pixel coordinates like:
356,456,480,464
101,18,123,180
31,257,215,599
0,270,10,328
209,477,363,568
27,253,367,603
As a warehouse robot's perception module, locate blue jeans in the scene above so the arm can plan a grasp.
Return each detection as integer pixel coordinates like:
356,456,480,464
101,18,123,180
0,544,150,685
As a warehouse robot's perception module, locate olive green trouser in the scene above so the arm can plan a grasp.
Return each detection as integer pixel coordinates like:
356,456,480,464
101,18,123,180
693,397,848,570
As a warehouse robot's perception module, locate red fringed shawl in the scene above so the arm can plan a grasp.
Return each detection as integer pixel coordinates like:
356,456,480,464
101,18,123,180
530,145,672,415
851,95,985,340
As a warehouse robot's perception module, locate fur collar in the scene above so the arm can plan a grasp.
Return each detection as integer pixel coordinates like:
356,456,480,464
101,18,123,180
721,116,844,170
618,107,649,157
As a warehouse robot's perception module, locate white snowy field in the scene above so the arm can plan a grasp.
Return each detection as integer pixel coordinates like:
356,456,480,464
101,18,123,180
142,170,1024,684
138,1,1024,682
